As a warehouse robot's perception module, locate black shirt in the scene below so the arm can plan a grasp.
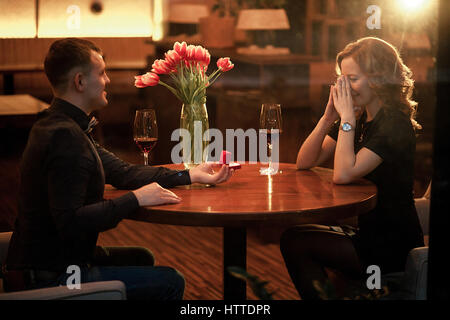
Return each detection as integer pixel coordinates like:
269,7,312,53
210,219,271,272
6,98,191,271
328,107,424,272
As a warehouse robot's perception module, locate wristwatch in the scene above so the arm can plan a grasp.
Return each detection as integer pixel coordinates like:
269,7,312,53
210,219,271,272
340,122,355,132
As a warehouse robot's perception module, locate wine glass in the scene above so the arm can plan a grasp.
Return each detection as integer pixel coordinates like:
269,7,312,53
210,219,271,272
133,109,158,165
259,103,282,175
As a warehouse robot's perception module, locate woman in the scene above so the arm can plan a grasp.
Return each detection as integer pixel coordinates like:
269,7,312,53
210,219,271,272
280,37,424,300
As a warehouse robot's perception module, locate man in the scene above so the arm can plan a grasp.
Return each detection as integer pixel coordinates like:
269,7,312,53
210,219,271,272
4,38,233,299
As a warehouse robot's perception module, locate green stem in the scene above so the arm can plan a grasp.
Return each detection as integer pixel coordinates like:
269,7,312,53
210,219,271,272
207,68,221,81
159,63,220,105
159,80,183,101
191,86,206,103
169,72,187,102
207,71,223,88
178,64,189,102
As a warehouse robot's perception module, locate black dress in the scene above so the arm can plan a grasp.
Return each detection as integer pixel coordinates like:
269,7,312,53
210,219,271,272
328,107,424,274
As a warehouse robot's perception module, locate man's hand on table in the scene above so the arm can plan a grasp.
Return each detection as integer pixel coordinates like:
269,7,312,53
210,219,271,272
189,162,234,185
132,163,233,207
133,182,181,206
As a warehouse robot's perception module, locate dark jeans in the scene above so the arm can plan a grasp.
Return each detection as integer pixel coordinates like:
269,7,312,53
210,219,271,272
26,246,185,300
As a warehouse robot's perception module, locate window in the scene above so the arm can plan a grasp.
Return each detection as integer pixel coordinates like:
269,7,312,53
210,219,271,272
0,0,154,38
0,0,36,38
38,0,152,37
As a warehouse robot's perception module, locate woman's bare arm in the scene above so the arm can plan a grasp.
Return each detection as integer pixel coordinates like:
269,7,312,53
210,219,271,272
297,86,339,169
296,118,337,169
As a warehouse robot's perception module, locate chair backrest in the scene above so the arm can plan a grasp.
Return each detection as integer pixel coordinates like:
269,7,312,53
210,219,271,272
403,247,428,300
414,198,430,236
0,232,127,299
0,232,13,266
414,181,431,236
423,181,431,200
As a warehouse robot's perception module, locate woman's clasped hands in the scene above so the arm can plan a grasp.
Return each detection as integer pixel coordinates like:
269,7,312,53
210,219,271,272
331,75,356,122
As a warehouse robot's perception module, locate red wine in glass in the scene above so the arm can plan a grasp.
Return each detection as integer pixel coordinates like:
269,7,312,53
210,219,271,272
264,128,283,146
133,109,158,165
134,137,158,154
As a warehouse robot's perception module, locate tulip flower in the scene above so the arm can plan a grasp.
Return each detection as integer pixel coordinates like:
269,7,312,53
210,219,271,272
186,44,197,61
204,51,211,67
134,72,159,88
197,48,210,69
216,57,234,72
173,41,187,58
194,46,205,62
135,42,234,106
151,59,172,74
164,50,181,70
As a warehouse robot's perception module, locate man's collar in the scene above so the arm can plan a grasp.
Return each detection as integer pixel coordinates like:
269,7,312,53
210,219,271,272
48,97,95,132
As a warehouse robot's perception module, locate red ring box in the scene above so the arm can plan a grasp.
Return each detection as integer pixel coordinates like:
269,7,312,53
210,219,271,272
219,151,241,169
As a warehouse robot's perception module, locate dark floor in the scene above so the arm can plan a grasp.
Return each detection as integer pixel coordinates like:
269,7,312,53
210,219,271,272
98,219,300,300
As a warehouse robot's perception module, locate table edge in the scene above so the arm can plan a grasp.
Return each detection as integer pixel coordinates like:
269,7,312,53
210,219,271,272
124,164,377,227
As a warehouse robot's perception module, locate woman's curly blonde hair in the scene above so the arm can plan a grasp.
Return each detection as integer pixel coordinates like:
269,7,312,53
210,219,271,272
336,37,421,130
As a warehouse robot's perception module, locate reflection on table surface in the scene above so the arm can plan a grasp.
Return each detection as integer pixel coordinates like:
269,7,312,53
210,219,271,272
104,163,377,228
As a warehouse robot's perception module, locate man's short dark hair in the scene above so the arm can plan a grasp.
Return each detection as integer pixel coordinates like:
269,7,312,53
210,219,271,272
44,38,103,92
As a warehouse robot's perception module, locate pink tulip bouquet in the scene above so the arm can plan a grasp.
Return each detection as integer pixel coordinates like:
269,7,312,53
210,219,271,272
135,41,234,106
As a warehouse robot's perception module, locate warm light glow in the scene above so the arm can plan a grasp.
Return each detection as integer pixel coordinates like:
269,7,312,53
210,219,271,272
397,0,428,11
267,175,273,194
267,175,272,211
168,4,208,23
0,0,36,38
38,0,152,38
237,9,290,30
152,0,164,41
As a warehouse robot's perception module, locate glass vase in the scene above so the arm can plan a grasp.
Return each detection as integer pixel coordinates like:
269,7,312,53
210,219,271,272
180,102,209,169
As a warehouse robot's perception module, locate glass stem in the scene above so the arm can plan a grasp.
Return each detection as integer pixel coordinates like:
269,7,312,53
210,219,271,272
143,152,149,166
268,143,272,170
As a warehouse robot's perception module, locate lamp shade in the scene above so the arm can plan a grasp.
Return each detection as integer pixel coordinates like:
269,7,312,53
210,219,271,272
236,9,290,30
169,4,209,23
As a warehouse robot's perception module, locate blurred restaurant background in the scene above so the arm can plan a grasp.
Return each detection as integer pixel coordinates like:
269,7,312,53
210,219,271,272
0,0,438,299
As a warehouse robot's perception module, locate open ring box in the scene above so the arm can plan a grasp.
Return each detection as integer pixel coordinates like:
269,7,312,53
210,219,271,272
219,151,241,169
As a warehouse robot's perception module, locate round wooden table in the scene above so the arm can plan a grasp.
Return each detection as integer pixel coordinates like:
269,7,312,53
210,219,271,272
104,163,377,300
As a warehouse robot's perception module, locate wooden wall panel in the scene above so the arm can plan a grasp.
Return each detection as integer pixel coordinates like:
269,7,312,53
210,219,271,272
0,38,154,65
0,38,155,96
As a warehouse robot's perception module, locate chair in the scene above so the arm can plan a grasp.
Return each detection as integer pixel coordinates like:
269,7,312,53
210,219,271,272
0,232,127,300
382,182,431,300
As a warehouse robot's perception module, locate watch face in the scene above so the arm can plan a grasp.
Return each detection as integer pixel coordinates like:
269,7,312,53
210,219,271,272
342,122,352,132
